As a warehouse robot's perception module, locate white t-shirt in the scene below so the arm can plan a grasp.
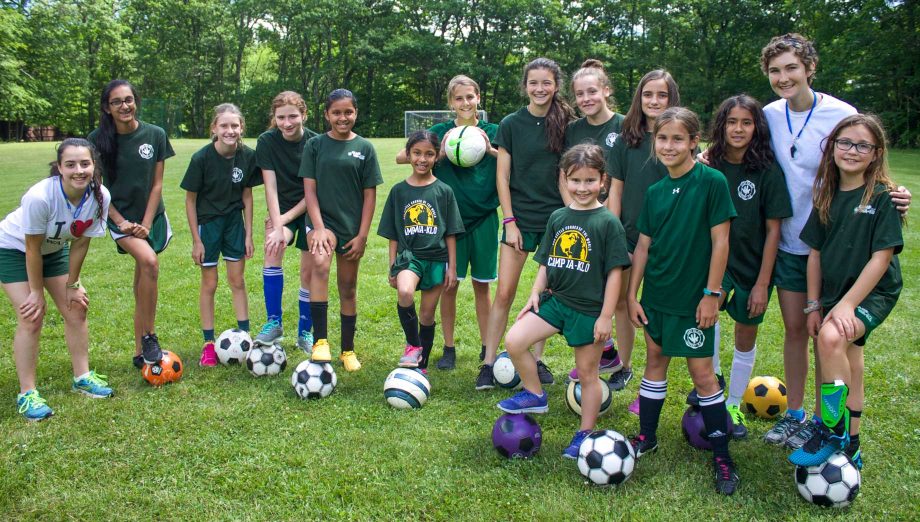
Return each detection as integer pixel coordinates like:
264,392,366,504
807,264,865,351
0,177,111,255
764,93,856,255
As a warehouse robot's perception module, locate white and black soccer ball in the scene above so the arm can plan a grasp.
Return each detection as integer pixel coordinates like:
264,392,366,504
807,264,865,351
493,351,521,389
383,368,431,409
576,430,636,486
291,360,337,399
216,328,252,365
246,342,287,377
795,452,861,508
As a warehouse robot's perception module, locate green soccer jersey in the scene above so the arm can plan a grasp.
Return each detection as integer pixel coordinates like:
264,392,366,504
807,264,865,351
299,133,383,240
637,163,737,315
493,107,564,234
377,179,465,261
717,160,793,289
534,206,631,315
429,121,499,230
564,113,625,152
606,132,669,247
800,184,903,315
255,127,318,214
88,121,175,223
180,143,263,224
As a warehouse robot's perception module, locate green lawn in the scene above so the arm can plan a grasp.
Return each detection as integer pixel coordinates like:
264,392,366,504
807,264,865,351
0,139,917,520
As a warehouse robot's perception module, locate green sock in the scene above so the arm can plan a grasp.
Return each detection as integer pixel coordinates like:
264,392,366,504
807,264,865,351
820,380,850,436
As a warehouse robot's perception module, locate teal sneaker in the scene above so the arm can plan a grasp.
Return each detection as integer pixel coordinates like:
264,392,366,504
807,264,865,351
255,319,283,346
17,390,53,422
72,371,114,398
297,330,314,355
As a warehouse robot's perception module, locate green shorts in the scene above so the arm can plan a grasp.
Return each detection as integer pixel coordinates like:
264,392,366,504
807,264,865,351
721,272,772,325
851,298,895,346
533,292,597,348
284,214,308,251
456,213,498,281
0,247,69,284
501,228,541,253
109,212,173,255
199,212,245,267
390,251,446,291
643,306,715,358
772,250,808,293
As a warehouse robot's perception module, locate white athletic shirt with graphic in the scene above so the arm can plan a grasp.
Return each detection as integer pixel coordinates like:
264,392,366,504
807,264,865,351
0,177,111,255
764,93,856,255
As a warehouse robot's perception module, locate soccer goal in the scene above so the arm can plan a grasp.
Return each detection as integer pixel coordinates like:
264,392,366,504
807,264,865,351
404,110,488,137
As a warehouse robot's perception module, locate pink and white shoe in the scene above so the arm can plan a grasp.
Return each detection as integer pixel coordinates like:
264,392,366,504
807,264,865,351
566,342,622,382
199,341,217,367
398,345,422,368
628,394,640,416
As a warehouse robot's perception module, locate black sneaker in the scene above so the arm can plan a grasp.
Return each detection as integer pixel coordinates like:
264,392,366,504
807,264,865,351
536,360,555,385
845,440,863,470
629,434,659,458
132,355,144,369
713,456,740,495
475,364,494,390
686,372,726,407
436,347,456,370
608,367,633,391
479,345,486,362
141,333,163,365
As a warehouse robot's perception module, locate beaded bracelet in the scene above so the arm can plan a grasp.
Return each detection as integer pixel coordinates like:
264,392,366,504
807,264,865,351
803,299,821,315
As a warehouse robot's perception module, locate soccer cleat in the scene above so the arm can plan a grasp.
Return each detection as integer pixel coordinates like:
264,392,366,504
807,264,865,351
339,350,361,372
17,390,53,422
788,423,849,467
475,364,495,390
686,372,726,407
132,355,144,370
713,456,740,495
310,339,331,363
566,352,623,383
627,395,640,416
254,319,283,346
536,360,555,385
785,418,820,449
497,389,549,414
141,333,163,365
297,330,314,355
845,441,863,470
608,367,633,391
399,345,423,368
726,404,748,439
72,371,114,398
436,347,456,370
562,430,592,459
629,434,658,458
763,412,807,445
199,341,217,367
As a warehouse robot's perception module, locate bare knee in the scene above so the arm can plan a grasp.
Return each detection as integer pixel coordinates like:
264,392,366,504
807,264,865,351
504,328,527,355
817,325,848,360
226,271,245,293
19,314,44,336
338,278,357,303
493,284,516,309
137,253,159,279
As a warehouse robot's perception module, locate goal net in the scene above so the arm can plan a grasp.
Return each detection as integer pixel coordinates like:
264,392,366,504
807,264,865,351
404,110,488,137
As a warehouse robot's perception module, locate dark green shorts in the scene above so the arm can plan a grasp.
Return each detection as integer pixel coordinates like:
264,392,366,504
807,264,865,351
501,228,541,253
109,212,173,255
721,272,772,325
390,251,446,291
199,212,245,267
284,214,308,251
772,250,808,293
643,305,715,358
0,247,69,284
533,293,597,348
852,299,895,346
456,213,498,281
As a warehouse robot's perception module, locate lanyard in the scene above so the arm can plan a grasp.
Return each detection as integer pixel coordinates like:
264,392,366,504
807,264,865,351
58,177,90,220
785,90,817,159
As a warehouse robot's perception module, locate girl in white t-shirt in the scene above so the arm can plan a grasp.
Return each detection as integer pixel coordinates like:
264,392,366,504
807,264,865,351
0,138,113,421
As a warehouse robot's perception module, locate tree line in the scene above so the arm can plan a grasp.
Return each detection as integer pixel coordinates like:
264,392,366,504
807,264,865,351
1,0,917,145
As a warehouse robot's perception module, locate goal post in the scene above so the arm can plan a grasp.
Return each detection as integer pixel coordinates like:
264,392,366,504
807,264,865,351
404,110,488,137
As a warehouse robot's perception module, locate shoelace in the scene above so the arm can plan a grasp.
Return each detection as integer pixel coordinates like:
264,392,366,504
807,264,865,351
715,458,733,479
81,371,109,386
18,392,47,414
260,320,280,335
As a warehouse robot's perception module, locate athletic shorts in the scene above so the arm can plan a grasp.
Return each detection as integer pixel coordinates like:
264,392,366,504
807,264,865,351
283,214,309,251
199,212,245,267
772,250,808,293
109,212,172,255
532,292,597,348
390,250,446,291
501,228,541,253
721,272,772,325
852,298,896,346
643,305,715,358
0,247,69,284
456,213,498,281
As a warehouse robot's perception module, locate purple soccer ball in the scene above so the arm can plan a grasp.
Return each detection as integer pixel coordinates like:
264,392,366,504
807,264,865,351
681,405,734,450
492,413,542,459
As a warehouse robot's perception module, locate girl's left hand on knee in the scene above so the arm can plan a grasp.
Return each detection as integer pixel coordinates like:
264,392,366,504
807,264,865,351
824,305,858,341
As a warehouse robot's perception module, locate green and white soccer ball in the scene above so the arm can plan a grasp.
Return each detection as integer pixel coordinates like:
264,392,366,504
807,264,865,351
444,125,487,167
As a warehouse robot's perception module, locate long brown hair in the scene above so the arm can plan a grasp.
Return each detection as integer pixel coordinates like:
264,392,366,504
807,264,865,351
521,58,575,154
49,138,105,219
707,95,774,173
620,70,680,148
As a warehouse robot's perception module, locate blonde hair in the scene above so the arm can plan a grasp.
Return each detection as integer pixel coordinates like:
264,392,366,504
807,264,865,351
210,103,245,146
446,75,481,106
571,59,615,110
268,91,307,129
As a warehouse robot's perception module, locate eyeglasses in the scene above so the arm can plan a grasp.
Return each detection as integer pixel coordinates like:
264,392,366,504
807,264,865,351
108,97,135,108
833,139,877,154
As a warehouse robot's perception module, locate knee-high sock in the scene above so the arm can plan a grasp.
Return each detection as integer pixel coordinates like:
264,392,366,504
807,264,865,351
639,378,667,440
699,390,730,459
398,304,420,346
419,323,436,369
341,313,357,351
310,301,329,340
263,267,283,323
298,287,312,335
727,346,757,407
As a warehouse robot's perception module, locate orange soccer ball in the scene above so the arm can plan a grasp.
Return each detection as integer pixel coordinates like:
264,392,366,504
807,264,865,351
141,350,184,386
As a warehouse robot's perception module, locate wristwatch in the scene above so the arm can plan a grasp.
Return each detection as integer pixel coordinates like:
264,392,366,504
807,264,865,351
702,287,722,298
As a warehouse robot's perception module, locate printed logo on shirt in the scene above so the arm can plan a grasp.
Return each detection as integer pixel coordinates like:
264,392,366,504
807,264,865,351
683,328,705,350
231,167,244,183
672,188,681,195
347,151,366,160
403,200,438,235
138,144,154,160
605,132,618,147
853,205,876,215
547,226,591,273
738,180,756,201
856,306,877,326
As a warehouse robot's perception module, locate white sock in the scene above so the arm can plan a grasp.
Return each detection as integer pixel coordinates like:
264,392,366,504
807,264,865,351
727,345,757,406
712,322,722,375
75,371,92,381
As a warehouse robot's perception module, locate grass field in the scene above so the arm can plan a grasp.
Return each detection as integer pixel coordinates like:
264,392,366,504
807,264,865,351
0,139,917,520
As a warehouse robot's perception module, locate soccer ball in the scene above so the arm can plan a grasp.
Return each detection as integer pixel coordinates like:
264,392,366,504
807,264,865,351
795,452,861,508
681,405,734,450
492,413,542,459
443,125,487,167
576,430,636,486
216,328,252,366
246,343,287,377
141,350,183,386
291,360,337,399
565,379,612,416
384,368,431,409
493,351,521,389
743,375,788,419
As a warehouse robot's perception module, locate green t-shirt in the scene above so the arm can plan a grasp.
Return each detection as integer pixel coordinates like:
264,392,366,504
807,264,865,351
255,127,318,214
298,133,383,240
534,206,631,315
637,163,737,315
88,121,175,223
429,120,499,230
493,107,564,234
377,179,465,261
717,160,793,289
180,143,263,224
606,132,668,247
564,113,625,152
799,184,903,316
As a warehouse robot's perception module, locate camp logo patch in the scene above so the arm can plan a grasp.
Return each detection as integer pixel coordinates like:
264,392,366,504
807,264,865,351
403,200,438,235
853,205,876,215
683,328,705,350
738,180,756,201
547,226,591,273
347,150,366,160
231,167,244,183
605,132,618,147
138,144,154,160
